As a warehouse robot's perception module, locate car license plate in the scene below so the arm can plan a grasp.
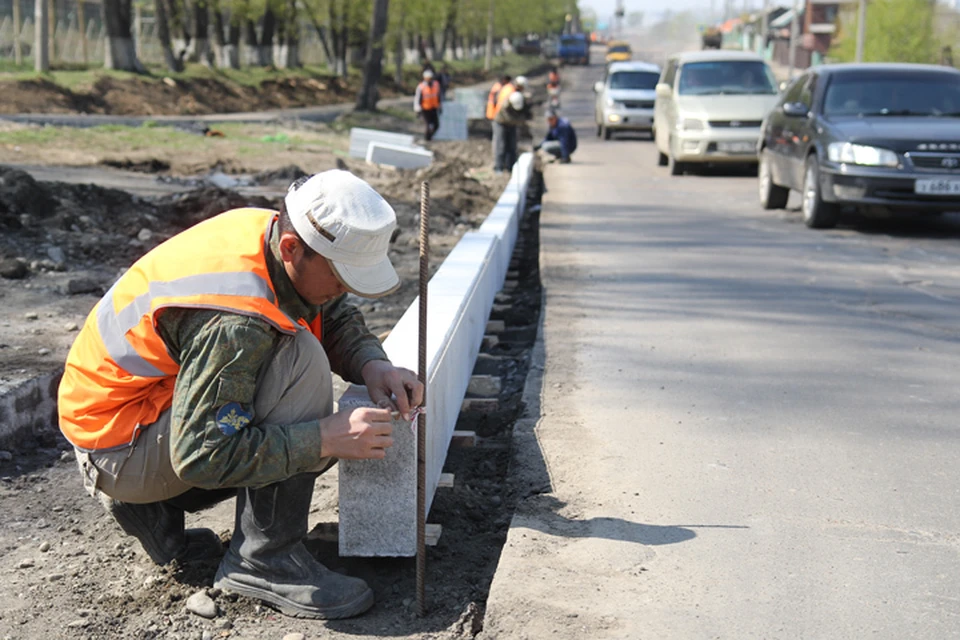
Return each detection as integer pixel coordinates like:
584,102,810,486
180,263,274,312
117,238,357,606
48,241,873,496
716,141,756,154
915,179,960,195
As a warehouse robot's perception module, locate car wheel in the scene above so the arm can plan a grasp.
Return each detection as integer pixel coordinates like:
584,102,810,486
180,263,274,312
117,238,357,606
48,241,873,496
758,152,789,210
802,155,839,229
668,154,685,176
658,151,668,167
603,127,612,140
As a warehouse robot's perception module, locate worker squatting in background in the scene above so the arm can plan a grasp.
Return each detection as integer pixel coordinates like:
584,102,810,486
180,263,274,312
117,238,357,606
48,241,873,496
414,69,443,141
536,109,577,164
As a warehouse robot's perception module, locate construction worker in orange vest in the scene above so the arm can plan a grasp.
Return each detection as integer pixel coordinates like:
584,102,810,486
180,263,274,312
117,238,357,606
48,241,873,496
58,171,423,620
414,69,442,141
486,74,511,120
492,75,529,172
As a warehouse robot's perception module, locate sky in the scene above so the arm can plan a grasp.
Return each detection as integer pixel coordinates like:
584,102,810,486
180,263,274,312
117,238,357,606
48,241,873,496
580,0,769,27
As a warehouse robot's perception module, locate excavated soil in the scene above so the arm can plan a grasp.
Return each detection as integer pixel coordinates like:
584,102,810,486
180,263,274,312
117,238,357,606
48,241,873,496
0,79,547,638
0,64,512,116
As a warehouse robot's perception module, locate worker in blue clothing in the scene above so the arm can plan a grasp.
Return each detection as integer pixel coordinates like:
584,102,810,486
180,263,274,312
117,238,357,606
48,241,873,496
536,110,577,164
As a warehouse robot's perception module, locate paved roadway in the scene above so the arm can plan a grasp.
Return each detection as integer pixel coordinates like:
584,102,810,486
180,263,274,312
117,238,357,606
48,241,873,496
482,58,960,639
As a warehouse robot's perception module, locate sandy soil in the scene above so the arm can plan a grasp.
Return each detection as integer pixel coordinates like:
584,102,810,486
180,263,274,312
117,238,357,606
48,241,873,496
0,80,546,638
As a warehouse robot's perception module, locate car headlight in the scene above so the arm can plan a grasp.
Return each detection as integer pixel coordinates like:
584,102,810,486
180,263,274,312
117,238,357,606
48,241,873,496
678,118,706,131
827,142,899,168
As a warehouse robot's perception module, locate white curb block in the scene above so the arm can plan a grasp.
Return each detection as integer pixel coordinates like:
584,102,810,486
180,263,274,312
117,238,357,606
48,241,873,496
348,127,416,160
337,152,535,556
366,142,434,170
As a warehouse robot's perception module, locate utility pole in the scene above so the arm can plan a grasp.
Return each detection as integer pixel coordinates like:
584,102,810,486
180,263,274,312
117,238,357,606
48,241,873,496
35,0,49,72
760,0,770,57
855,0,866,62
484,0,493,71
787,0,800,80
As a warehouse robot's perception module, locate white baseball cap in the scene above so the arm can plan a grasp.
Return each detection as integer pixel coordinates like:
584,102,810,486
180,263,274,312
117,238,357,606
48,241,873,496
423,69,434,79
514,75,528,87
284,170,400,298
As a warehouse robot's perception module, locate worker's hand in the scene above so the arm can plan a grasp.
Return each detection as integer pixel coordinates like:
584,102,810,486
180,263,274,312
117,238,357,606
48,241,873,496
319,407,394,459
361,359,424,421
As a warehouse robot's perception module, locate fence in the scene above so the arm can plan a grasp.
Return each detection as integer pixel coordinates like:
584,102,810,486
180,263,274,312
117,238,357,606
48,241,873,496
0,1,494,68
0,0,336,67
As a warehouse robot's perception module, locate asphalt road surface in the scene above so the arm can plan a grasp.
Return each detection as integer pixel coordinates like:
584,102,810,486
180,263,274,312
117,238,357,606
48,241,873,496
483,55,960,639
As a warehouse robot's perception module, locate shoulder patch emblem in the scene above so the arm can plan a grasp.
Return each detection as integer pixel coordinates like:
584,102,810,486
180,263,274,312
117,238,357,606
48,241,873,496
216,402,253,436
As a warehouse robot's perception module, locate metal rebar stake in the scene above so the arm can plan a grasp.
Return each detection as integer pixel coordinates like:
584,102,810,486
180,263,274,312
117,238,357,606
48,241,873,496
416,181,430,617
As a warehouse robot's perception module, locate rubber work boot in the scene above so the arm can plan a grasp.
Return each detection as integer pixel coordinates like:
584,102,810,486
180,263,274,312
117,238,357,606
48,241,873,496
213,474,374,619
99,492,224,565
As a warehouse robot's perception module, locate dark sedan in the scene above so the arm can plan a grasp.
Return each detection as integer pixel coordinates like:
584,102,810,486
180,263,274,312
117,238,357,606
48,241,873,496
758,63,960,228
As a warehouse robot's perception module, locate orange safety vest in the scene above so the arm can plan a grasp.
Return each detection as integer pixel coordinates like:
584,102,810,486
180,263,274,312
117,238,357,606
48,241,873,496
418,80,441,110
485,81,503,120
58,208,320,452
494,83,517,116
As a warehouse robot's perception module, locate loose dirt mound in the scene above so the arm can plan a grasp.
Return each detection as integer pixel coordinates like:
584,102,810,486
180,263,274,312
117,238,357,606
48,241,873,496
0,62,529,116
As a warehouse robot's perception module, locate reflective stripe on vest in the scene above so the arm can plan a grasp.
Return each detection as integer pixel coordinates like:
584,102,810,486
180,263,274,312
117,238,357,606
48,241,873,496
486,82,503,119
59,208,308,451
494,84,516,116
96,271,279,378
419,81,440,110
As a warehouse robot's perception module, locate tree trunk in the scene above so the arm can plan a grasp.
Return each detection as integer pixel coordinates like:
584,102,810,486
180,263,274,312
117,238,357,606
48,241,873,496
357,0,390,111
169,0,189,56
329,2,342,74
260,8,276,67
339,1,350,78
103,0,145,72
155,0,184,72
276,0,300,69
439,0,458,61
302,0,333,66
225,17,241,69
191,1,213,66
244,19,260,66
34,0,49,71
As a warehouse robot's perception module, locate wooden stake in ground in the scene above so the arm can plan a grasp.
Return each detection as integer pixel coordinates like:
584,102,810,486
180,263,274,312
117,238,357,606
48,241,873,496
416,181,430,617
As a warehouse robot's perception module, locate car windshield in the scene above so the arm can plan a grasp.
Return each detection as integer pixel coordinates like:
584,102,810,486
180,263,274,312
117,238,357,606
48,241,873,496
677,61,777,96
823,72,960,117
609,71,659,90
609,45,630,53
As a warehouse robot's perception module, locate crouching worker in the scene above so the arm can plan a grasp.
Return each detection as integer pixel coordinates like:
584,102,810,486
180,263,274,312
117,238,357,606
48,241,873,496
58,170,424,620
537,110,578,164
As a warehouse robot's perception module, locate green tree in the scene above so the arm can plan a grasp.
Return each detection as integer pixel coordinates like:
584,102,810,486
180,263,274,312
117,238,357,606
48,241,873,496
831,0,938,64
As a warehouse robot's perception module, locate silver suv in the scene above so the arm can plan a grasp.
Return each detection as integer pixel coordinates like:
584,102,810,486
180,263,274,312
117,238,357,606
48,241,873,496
593,61,661,140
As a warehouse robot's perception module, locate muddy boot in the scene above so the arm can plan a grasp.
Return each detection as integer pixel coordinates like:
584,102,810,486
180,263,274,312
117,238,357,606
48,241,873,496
213,474,374,619
99,492,223,565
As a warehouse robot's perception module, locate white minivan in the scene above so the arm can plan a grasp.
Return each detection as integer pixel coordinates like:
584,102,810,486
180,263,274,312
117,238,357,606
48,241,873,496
593,61,661,140
653,50,780,175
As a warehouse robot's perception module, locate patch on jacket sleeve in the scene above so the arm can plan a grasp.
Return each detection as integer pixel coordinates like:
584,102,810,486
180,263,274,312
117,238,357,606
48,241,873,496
216,402,253,436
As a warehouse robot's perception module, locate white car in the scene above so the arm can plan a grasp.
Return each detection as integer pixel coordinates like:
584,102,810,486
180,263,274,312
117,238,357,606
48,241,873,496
593,61,661,140
653,50,780,175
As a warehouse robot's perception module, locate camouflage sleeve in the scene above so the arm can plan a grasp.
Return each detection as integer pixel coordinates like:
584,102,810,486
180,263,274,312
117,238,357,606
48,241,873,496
157,309,326,490
320,295,390,385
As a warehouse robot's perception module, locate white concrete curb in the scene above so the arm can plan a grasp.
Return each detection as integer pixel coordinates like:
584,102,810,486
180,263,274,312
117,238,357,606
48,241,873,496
338,152,536,556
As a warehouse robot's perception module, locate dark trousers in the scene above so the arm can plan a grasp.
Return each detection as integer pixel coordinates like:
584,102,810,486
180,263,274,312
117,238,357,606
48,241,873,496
493,122,518,172
422,109,440,141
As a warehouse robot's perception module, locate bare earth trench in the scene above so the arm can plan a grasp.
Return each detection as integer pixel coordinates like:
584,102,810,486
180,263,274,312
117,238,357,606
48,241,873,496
0,109,546,639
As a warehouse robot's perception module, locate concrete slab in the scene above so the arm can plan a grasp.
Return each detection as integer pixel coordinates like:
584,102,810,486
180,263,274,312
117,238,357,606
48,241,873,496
365,142,434,170
451,88,489,120
348,127,416,160
433,102,469,141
